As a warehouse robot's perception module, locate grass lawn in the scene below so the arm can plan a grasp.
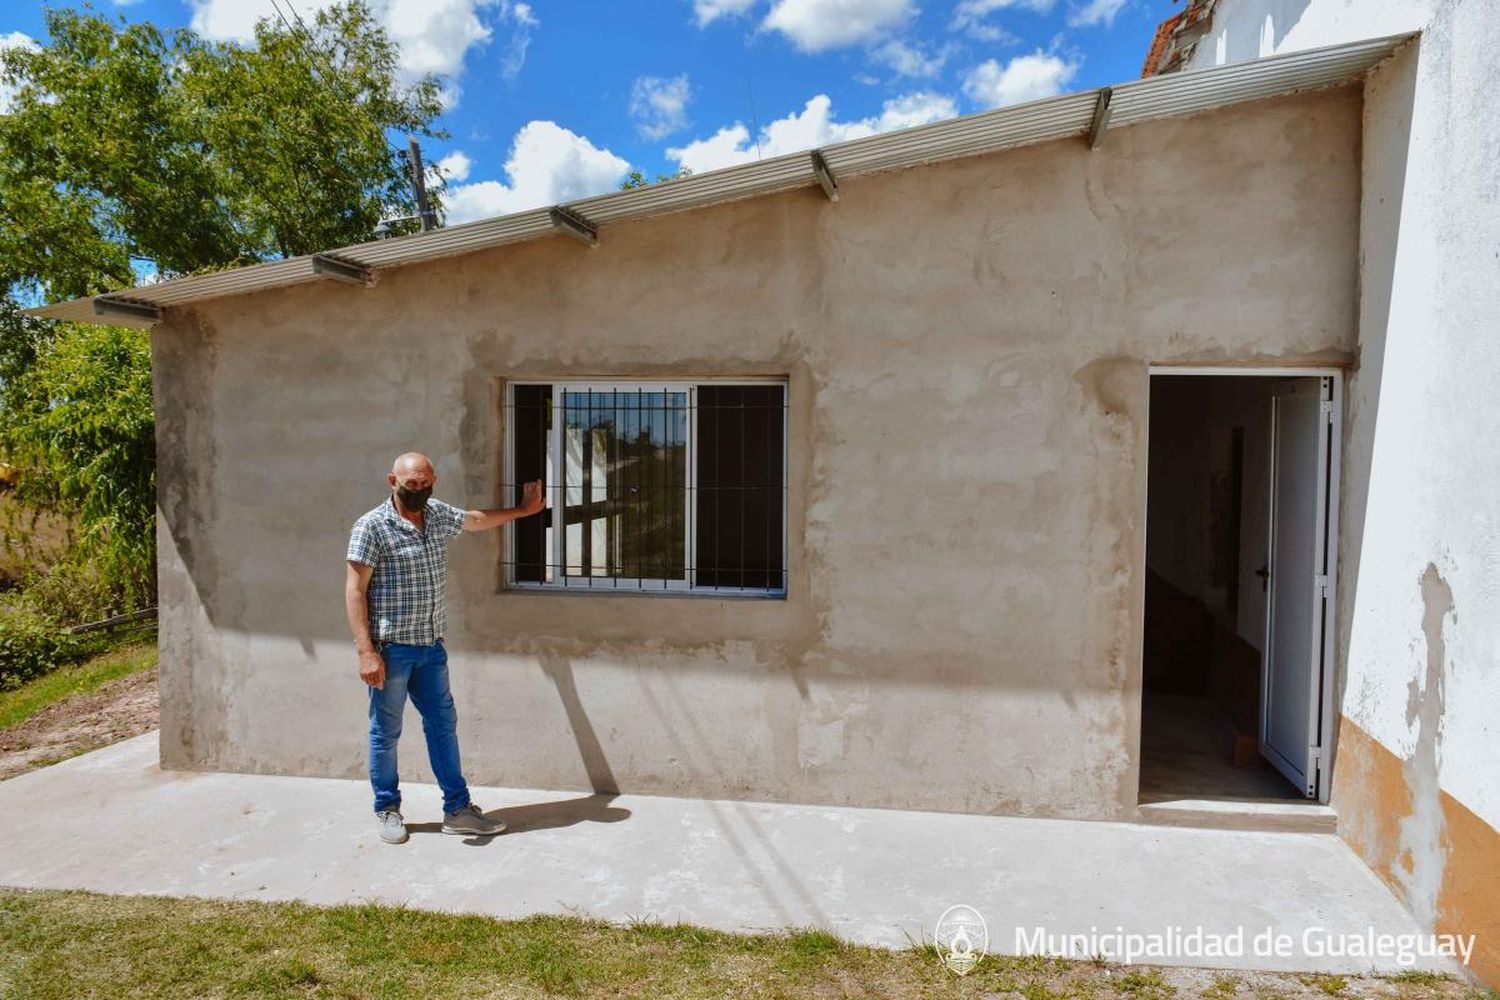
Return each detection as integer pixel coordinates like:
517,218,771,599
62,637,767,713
0,638,156,731
0,888,1491,1000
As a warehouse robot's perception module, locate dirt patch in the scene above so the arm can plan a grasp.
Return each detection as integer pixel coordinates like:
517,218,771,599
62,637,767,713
0,669,158,780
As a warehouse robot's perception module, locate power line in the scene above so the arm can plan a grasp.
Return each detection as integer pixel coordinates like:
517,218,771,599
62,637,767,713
269,0,440,231
269,0,409,163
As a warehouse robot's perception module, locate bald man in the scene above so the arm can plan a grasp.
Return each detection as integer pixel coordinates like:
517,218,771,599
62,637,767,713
345,453,544,844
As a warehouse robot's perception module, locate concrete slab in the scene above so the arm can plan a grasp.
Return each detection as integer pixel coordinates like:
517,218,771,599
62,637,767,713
0,734,1460,976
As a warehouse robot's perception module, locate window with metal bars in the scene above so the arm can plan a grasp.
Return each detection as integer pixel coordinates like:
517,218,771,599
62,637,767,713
506,380,787,595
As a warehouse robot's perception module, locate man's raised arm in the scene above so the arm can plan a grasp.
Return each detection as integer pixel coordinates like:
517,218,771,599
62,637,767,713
463,479,546,532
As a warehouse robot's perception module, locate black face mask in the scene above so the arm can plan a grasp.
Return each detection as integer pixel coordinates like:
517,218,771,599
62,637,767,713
396,485,432,513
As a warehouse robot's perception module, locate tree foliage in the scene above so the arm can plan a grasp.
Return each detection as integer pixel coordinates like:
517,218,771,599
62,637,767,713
621,167,693,190
0,300,154,608
0,2,447,300
0,3,449,614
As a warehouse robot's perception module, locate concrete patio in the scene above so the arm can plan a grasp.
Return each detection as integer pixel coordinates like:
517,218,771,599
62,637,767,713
0,733,1459,976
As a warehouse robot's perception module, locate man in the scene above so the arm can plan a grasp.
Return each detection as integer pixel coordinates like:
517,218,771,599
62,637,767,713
345,452,545,845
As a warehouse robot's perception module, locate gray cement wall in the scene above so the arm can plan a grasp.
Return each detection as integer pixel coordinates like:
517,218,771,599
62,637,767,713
152,85,1362,820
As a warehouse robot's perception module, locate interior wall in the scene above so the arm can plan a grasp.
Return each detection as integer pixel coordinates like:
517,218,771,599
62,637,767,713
1144,375,1285,743
1188,0,1500,986
149,85,1363,824
1147,375,1279,649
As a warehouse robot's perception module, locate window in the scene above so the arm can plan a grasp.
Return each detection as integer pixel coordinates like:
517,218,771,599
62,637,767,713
506,380,787,595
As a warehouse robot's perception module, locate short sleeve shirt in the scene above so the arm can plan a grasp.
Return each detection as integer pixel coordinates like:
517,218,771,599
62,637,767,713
347,496,467,646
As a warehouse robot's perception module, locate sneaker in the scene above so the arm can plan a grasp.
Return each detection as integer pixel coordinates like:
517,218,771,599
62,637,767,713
376,808,408,844
442,802,507,837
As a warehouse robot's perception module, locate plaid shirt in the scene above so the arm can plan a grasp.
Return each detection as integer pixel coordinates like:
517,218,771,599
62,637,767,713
347,495,468,646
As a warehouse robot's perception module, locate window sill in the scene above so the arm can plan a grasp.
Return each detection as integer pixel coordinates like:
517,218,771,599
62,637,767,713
500,583,787,600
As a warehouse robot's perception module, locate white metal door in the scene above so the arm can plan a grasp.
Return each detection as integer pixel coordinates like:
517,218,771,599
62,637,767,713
1260,378,1334,798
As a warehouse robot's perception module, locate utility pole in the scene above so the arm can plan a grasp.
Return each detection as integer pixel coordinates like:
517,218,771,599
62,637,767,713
407,136,435,231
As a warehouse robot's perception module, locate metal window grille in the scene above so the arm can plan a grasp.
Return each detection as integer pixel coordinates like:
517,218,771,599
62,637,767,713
505,380,788,596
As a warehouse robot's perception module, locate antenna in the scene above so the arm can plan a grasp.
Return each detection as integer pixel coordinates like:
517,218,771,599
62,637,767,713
746,77,763,161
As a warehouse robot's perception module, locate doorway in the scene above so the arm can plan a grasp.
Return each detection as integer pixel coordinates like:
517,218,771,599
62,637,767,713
1139,370,1339,805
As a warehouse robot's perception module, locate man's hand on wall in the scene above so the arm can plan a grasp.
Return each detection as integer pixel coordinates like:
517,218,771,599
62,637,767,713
359,648,386,690
521,479,545,515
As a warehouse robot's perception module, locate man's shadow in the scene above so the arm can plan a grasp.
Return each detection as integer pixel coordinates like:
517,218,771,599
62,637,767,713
407,794,631,842
409,652,630,843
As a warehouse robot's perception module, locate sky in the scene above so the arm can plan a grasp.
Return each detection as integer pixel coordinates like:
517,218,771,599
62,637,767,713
1,0,1178,227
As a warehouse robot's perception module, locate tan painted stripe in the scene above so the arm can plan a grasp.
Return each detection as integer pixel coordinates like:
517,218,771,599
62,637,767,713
1332,716,1500,987
1438,785,1500,986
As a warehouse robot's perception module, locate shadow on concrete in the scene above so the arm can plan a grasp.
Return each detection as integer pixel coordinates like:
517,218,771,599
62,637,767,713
491,793,631,833
407,793,631,841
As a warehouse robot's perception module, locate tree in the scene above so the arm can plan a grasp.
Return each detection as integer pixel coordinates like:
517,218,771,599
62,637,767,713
0,3,447,301
621,167,693,190
0,301,154,609
0,3,450,613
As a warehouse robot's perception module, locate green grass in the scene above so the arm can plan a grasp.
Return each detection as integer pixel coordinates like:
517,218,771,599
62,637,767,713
1,888,1493,1000
1299,973,1348,995
0,888,1001,999
1115,968,1177,1000
0,637,156,730
1203,974,1240,1000
1385,971,1453,985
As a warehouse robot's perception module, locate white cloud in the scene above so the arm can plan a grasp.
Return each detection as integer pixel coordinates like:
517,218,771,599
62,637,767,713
667,90,956,173
188,0,326,46
962,50,1078,107
436,150,473,181
762,0,914,52
385,0,492,79
950,0,1051,41
0,32,40,115
692,0,759,26
954,0,1056,16
630,74,693,140
867,90,960,129
963,23,1020,43
1068,0,1128,27
495,1,538,81
442,121,630,225
871,38,955,78
184,0,533,97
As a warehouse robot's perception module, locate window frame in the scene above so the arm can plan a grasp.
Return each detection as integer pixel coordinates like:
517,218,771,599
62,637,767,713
503,377,789,598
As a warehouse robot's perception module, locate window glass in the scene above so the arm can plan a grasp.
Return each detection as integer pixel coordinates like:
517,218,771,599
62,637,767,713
509,381,785,594
561,389,688,583
696,384,785,591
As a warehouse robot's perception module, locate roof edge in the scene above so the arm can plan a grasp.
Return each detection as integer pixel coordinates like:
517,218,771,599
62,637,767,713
27,31,1414,327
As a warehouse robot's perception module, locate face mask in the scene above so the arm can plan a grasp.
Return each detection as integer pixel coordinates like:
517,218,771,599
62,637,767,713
396,485,432,513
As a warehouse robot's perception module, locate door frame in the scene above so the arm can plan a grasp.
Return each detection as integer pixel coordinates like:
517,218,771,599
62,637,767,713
1142,365,1343,804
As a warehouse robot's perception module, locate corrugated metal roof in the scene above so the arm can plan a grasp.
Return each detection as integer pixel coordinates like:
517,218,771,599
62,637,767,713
30,32,1411,329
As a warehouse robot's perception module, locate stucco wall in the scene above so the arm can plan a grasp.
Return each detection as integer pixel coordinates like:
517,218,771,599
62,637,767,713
151,86,1362,822
1188,0,1500,986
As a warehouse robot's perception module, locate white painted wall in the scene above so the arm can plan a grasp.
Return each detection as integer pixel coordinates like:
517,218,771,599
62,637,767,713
1184,0,1433,74
1189,0,1500,862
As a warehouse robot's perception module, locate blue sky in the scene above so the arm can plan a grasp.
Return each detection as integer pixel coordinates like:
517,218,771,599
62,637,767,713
3,0,1176,226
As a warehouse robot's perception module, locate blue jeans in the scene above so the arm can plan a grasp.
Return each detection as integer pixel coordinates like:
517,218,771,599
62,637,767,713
368,639,471,815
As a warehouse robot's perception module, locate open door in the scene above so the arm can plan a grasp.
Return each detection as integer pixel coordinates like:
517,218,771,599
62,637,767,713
1260,377,1336,798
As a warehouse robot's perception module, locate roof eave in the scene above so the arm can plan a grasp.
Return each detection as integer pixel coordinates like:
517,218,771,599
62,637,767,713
26,31,1415,327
